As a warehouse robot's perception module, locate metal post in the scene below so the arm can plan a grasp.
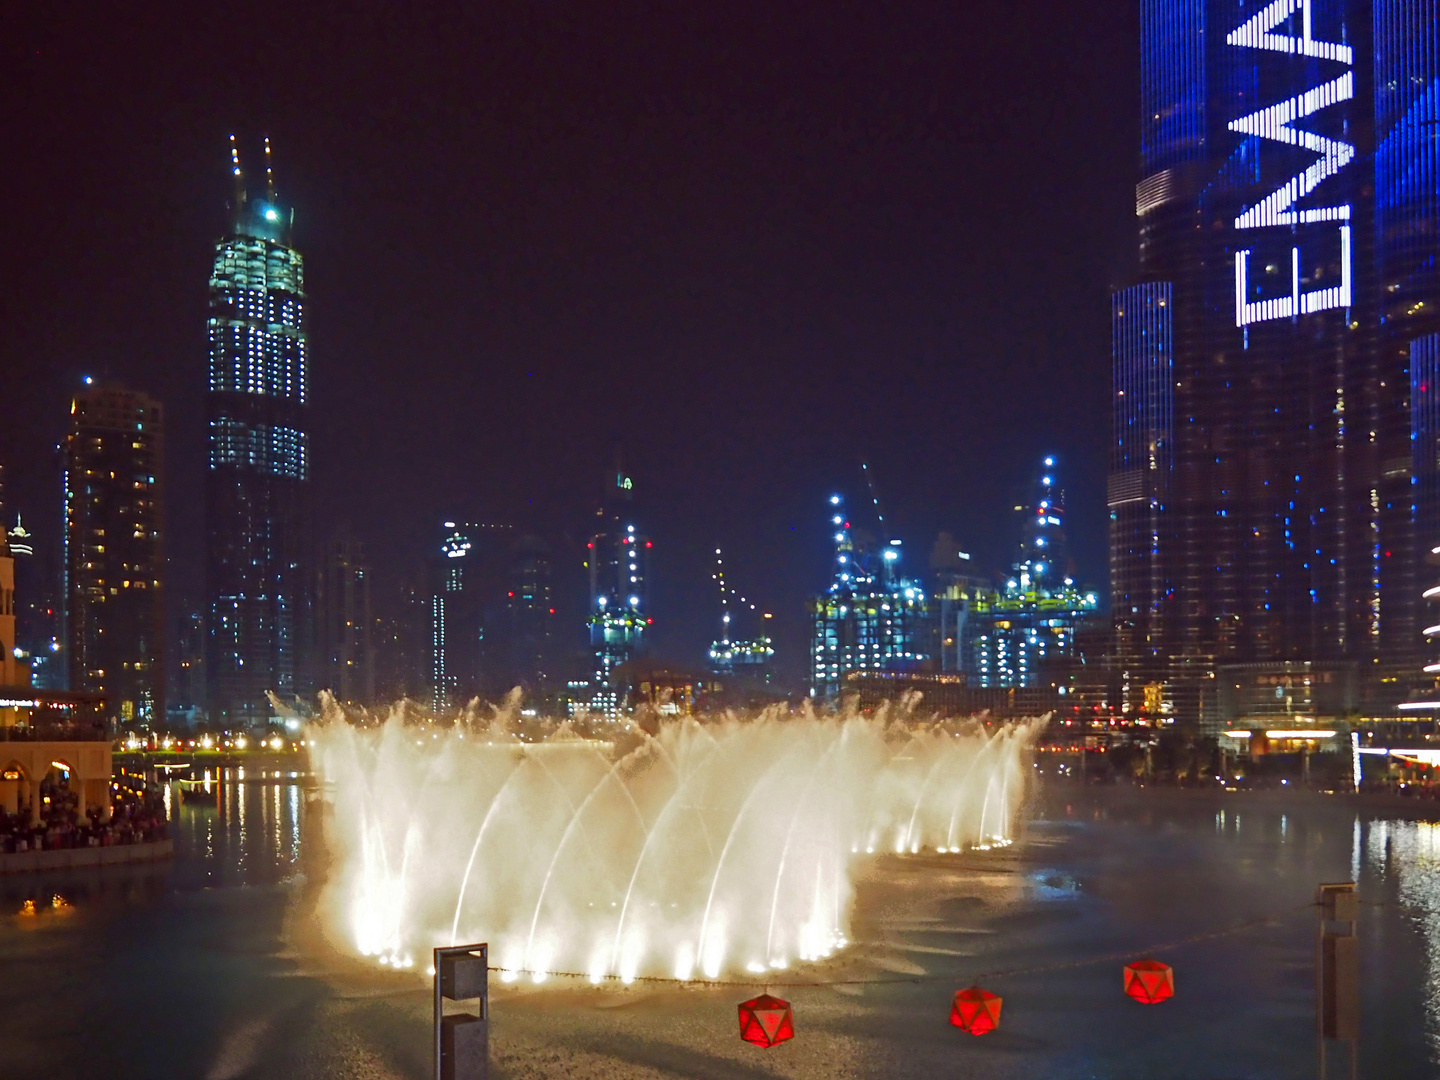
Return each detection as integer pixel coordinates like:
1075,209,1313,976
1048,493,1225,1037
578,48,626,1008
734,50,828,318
434,943,488,1080
1316,883,1358,1080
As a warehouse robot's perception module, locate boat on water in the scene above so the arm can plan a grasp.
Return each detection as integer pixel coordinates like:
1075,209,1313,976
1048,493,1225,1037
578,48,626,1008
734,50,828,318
175,781,219,805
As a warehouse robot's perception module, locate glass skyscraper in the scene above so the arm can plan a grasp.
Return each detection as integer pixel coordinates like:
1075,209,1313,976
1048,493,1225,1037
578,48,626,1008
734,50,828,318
1113,0,1439,723
1111,284,1174,678
205,138,311,728
63,384,166,727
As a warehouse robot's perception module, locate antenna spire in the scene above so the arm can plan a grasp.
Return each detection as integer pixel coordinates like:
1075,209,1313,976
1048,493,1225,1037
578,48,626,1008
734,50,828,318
860,459,888,539
714,548,730,644
263,135,275,200
228,134,245,207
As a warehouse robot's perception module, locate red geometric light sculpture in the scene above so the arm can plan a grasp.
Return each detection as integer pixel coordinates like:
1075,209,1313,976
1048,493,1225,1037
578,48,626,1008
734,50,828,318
738,993,794,1047
1123,959,1174,1004
949,986,1002,1035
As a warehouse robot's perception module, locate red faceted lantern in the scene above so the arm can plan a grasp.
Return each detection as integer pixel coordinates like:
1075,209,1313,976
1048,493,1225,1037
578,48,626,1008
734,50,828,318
738,993,794,1047
949,986,1002,1035
1123,959,1174,1004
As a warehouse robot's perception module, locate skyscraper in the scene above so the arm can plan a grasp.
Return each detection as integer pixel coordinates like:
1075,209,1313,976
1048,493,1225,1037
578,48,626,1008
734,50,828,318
0,470,22,711
6,515,62,690
972,460,1099,688
426,520,515,714
1112,0,1439,724
318,534,375,707
582,469,650,716
205,137,311,728
1110,283,1174,682
505,533,557,700
808,494,928,699
62,384,166,727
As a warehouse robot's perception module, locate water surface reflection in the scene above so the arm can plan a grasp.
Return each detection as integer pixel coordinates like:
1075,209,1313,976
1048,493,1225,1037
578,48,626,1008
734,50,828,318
168,767,310,888
7,778,1440,1078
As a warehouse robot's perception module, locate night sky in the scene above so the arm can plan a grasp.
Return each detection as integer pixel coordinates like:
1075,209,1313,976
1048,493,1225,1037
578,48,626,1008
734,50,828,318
3,3,1139,685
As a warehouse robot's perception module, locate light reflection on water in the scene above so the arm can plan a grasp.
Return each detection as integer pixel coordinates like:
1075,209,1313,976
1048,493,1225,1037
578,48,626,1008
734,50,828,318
1364,817,1440,1058
168,767,311,889
12,778,1440,1077
168,772,1440,1069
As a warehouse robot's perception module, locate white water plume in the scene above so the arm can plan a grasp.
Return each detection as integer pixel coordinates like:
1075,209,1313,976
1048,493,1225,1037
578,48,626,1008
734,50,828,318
311,698,1041,981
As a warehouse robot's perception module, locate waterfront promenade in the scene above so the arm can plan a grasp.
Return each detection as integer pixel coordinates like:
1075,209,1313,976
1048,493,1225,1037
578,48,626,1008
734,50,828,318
0,838,173,874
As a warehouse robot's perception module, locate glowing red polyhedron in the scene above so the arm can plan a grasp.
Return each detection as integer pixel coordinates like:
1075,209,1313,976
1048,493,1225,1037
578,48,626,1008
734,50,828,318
738,993,794,1047
949,986,1003,1035
1123,959,1174,1004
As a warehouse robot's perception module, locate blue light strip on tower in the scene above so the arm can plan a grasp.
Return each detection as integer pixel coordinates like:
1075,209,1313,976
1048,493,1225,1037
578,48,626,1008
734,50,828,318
1374,0,1439,299
1140,0,1207,174
1112,283,1175,484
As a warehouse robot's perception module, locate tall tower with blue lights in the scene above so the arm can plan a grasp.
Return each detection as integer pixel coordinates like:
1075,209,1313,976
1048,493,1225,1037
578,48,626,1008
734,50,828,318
582,467,649,716
205,136,311,728
1115,0,1440,725
808,493,928,699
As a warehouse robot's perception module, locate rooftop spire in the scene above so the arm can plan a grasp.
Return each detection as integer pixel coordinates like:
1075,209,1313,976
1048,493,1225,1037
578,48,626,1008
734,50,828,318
263,135,275,201
228,133,245,207
714,547,730,644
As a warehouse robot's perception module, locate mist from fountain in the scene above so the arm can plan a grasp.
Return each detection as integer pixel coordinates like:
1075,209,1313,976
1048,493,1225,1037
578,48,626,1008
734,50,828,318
310,696,1042,982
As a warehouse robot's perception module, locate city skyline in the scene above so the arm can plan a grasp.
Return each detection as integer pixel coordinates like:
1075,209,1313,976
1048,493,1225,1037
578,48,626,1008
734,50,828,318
1,4,1125,690
0,136,1116,700
6,8,1440,1078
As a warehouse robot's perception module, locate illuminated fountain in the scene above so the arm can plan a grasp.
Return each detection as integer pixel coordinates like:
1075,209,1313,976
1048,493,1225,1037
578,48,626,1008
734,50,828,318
311,698,1041,982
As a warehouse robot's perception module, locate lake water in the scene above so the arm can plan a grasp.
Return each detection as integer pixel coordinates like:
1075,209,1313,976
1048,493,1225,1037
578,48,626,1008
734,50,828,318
2,772,1438,1079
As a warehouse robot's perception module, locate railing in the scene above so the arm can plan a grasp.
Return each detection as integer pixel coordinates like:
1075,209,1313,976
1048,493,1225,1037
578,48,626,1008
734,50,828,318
0,722,110,743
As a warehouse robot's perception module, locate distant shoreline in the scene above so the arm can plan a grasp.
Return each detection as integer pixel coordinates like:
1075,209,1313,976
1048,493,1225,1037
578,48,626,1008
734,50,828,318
1038,780,1440,822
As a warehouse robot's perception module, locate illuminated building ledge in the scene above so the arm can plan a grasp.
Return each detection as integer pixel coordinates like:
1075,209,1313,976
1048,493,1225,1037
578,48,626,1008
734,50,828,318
0,839,172,876
1220,729,1338,741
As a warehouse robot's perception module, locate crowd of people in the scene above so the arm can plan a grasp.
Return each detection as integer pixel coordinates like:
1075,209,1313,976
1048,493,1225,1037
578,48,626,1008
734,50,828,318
0,780,168,855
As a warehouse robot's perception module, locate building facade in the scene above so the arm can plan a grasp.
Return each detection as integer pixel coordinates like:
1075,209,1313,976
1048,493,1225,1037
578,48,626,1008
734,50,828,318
6,516,63,690
973,461,1100,688
428,521,508,714
1112,0,1440,724
205,138,312,728
62,384,166,728
1110,283,1175,684
318,534,375,708
505,533,558,702
582,470,650,716
809,494,929,699
0,499,22,721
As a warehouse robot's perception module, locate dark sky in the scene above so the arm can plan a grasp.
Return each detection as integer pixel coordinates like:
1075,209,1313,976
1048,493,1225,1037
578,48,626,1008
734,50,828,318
2,2,1139,685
